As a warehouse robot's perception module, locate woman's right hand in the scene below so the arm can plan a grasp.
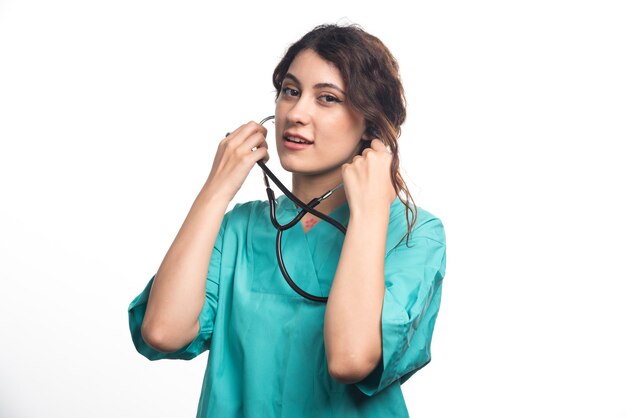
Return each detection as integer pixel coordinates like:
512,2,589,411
203,121,270,201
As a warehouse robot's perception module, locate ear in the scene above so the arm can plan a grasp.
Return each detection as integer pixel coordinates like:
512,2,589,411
363,124,380,141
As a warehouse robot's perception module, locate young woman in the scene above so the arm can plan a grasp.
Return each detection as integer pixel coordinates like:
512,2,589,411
129,24,447,417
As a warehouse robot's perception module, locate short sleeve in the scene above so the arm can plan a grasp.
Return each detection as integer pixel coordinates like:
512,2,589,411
356,213,447,396
127,212,229,361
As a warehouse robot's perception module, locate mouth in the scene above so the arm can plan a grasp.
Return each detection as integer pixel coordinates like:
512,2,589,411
283,133,313,145
282,132,313,150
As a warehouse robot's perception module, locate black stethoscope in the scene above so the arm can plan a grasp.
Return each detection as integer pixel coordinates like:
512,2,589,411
229,115,347,302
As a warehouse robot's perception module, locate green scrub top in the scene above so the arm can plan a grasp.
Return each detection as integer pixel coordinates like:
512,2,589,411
128,195,446,417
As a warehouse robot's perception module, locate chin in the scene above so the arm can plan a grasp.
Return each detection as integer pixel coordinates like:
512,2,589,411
276,152,347,177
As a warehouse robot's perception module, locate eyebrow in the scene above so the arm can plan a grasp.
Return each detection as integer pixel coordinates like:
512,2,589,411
283,73,346,95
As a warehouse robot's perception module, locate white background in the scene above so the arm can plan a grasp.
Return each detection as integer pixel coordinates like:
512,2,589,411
1,0,625,417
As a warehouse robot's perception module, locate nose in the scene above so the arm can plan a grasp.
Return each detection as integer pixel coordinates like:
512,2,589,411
285,94,313,126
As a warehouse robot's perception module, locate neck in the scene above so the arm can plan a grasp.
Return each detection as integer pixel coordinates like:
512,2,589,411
291,171,347,216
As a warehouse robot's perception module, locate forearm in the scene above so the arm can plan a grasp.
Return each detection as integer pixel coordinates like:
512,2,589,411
142,182,230,352
324,205,389,382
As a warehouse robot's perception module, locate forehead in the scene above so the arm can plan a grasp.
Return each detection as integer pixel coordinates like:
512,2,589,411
286,49,345,88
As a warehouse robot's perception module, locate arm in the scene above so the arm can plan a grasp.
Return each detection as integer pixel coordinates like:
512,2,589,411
141,185,230,353
141,121,269,352
324,138,396,383
324,204,389,383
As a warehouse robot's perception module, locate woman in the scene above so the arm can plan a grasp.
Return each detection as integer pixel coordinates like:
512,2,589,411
129,23,447,417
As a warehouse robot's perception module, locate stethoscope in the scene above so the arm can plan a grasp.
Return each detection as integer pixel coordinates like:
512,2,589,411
228,115,347,302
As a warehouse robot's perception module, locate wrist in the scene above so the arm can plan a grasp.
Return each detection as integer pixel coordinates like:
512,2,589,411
196,182,233,208
348,204,390,226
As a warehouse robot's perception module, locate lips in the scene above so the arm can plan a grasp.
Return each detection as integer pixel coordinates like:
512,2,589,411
283,131,313,145
283,138,312,150
284,136,312,145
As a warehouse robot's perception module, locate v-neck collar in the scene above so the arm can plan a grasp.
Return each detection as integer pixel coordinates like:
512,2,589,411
272,194,349,296
263,194,411,297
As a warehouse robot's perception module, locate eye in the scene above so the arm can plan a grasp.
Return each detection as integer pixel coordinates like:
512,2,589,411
319,94,342,104
280,87,300,97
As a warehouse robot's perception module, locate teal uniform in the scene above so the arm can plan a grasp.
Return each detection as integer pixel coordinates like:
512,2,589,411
128,195,446,417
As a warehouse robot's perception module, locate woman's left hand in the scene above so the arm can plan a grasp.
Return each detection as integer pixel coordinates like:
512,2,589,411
341,139,396,215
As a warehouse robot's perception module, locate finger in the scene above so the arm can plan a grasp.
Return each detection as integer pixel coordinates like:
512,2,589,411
370,138,386,151
224,121,267,144
251,139,270,158
223,121,249,139
373,139,394,156
249,146,269,164
351,154,363,163
261,149,270,164
244,136,270,165
242,131,268,153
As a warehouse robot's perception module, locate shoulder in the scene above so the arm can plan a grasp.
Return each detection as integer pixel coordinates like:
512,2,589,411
228,199,268,215
223,199,269,225
387,198,446,250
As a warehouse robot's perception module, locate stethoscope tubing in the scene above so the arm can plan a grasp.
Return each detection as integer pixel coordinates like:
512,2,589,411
257,160,347,234
256,115,347,302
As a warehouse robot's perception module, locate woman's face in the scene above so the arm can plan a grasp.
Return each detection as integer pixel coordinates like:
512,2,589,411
274,49,367,177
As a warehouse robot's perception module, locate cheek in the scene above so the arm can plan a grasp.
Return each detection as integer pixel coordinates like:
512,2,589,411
274,122,282,142
333,114,366,141
273,116,285,141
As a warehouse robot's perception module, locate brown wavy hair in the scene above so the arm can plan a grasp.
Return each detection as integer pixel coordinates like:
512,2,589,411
273,23,418,246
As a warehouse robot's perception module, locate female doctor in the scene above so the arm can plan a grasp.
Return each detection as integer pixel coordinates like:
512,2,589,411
129,24,447,417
